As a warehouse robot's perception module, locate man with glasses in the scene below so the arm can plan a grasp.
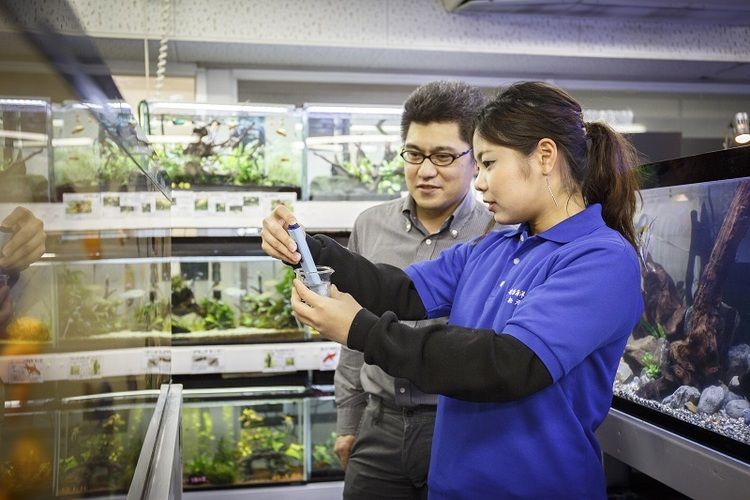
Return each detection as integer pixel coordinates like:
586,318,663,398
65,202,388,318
335,81,493,499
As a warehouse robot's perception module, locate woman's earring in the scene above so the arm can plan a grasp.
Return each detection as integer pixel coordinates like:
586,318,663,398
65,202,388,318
545,176,559,209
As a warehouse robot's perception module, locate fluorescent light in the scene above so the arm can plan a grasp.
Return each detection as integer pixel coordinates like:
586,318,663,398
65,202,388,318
306,134,401,146
146,134,199,144
149,102,291,114
52,137,95,147
0,130,48,141
350,124,401,133
613,124,647,134
0,98,47,107
306,105,403,115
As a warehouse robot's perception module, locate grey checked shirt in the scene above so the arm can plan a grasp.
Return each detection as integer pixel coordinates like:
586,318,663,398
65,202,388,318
334,193,496,436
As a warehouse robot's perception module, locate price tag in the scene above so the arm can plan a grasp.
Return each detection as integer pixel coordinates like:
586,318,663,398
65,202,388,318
319,345,340,371
262,349,296,372
68,355,102,379
8,358,44,383
145,348,172,374
191,348,223,373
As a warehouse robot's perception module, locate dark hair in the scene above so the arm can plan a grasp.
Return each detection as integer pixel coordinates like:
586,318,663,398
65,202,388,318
401,81,488,146
475,81,640,249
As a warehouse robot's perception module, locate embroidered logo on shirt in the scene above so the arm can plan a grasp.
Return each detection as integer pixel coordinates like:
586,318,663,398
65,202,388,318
507,288,526,305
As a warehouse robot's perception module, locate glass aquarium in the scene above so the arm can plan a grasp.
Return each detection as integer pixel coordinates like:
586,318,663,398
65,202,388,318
182,388,306,489
54,257,171,349
143,102,302,195
613,146,750,454
1,1,172,497
171,256,303,344
309,395,344,481
303,104,405,201
0,407,55,498
51,101,137,201
56,392,158,496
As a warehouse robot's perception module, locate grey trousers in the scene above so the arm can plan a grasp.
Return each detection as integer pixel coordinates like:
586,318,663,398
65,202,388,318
343,397,436,500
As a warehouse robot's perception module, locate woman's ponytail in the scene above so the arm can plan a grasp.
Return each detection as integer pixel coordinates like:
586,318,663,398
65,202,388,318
583,121,640,250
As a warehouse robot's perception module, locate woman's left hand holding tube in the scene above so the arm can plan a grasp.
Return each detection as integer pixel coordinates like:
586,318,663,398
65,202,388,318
291,280,362,345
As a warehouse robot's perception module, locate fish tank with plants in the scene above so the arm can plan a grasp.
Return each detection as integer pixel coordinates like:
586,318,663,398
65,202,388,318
171,256,304,344
56,392,157,497
0,97,52,203
54,257,171,348
51,101,141,200
0,407,55,498
309,395,344,481
181,388,306,489
141,102,302,196
303,104,405,201
613,146,750,458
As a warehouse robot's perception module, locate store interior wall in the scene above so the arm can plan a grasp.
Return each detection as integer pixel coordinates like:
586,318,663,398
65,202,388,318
6,0,746,162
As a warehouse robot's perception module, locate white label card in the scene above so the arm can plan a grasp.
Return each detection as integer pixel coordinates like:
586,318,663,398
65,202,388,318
191,348,224,373
8,358,44,383
68,355,102,379
319,345,340,371
262,348,296,372
145,348,172,374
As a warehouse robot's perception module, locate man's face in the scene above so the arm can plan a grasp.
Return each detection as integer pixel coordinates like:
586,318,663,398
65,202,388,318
402,121,476,215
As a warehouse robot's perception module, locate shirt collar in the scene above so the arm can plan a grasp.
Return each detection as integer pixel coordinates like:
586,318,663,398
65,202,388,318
401,192,477,236
534,203,606,243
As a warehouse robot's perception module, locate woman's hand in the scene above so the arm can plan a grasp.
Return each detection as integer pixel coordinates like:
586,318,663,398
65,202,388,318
291,280,362,345
260,205,301,264
0,207,45,272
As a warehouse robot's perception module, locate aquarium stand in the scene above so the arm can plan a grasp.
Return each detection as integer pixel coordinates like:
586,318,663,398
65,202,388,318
597,408,749,500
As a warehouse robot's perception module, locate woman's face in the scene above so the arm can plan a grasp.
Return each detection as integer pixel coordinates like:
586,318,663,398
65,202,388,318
473,131,548,227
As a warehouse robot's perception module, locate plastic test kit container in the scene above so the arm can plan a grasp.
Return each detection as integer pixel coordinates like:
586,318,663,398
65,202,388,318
287,223,333,296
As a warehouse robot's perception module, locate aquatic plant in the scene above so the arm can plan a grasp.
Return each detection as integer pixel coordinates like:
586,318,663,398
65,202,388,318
641,352,662,379
639,319,666,339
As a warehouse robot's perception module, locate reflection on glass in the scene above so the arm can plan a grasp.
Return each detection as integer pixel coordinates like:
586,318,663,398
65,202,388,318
310,396,343,480
304,105,405,201
171,257,302,344
614,148,750,452
1,1,172,498
57,393,157,496
182,392,305,488
142,101,302,195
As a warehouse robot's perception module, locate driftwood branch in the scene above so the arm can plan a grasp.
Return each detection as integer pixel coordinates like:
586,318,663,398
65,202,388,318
667,179,750,386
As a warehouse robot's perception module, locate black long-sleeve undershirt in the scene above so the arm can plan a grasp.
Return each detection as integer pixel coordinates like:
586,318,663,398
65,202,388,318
304,234,553,402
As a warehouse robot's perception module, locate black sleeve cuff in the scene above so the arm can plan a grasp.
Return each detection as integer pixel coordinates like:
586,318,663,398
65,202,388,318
347,308,380,352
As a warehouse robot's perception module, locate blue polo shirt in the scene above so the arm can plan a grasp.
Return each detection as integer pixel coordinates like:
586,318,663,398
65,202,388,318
404,204,643,499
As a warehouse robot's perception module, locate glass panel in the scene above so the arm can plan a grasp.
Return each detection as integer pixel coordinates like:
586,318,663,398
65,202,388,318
182,391,305,489
57,393,158,496
143,102,302,196
613,148,750,456
171,256,303,344
1,2,171,498
304,105,405,201
310,396,344,480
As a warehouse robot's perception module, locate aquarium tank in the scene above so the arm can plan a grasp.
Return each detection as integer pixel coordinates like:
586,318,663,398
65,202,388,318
170,256,303,344
303,104,405,201
613,145,750,455
181,389,305,489
142,102,302,194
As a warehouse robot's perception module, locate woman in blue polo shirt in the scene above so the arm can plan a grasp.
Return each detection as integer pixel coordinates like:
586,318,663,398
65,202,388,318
261,81,643,499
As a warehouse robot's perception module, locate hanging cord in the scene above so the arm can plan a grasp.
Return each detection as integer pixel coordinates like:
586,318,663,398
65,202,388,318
154,0,172,99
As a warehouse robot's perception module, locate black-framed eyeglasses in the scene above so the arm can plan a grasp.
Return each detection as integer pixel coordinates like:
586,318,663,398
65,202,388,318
399,148,472,167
